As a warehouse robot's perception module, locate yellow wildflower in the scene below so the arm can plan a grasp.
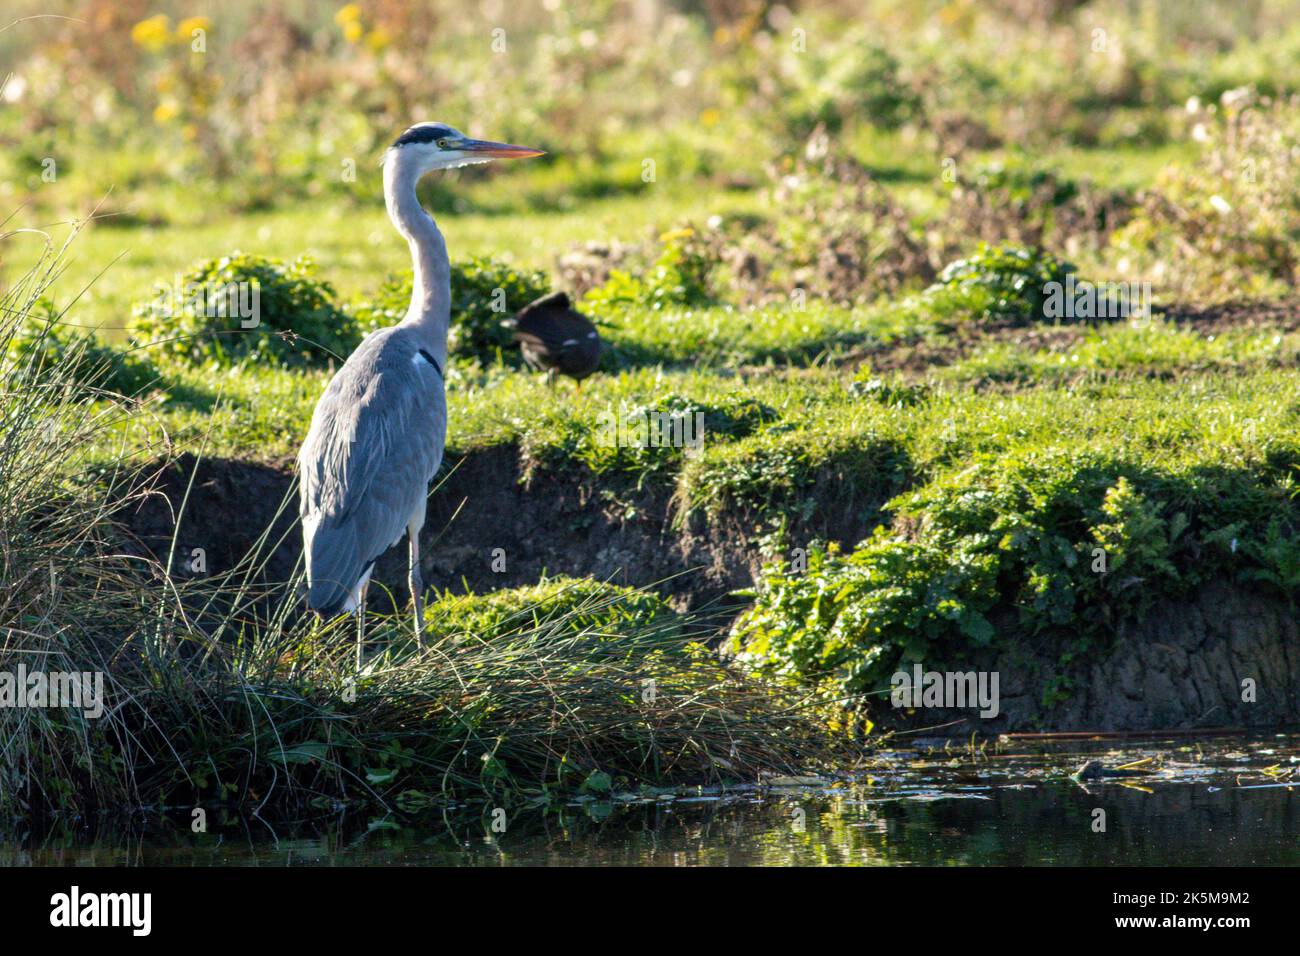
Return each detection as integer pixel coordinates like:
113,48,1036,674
342,19,364,44
699,108,721,128
131,14,172,52
658,227,695,244
176,16,211,40
153,100,180,123
335,4,361,26
365,26,391,51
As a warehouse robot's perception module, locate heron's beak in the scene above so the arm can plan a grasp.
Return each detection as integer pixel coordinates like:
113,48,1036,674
457,138,545,160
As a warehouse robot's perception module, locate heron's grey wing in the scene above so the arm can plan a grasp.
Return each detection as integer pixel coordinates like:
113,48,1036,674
299,342,445,614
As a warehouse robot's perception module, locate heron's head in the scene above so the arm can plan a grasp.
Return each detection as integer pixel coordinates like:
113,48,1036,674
385,122,544,174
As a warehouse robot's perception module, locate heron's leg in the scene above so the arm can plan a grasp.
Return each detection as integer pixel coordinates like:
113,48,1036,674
546,368,555,388
355,579,369,671
408,529,425,648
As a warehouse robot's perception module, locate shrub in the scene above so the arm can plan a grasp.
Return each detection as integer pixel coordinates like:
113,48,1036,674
583,228,717,314
131,252,355,367
765,147,936,306
788,41,920,135
7,299,158,397
938,160,1134,261
581,138,938,314
934,243,1075,322
351,256,552,366
727,32,921,142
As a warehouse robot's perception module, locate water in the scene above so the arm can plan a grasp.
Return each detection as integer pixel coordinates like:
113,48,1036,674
7,734,1300,866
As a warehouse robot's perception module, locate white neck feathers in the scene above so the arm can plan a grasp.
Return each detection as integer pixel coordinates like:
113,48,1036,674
382,153,451,361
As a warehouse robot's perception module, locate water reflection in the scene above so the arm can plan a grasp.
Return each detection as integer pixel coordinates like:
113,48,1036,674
5,735,1299,866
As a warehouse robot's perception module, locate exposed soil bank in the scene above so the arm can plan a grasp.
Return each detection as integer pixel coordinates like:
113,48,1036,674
121,446,876,619
886,583,1300,734
120,448,1300,733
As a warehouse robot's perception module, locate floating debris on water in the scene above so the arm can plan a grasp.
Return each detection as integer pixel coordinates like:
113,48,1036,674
1072,757,1155,780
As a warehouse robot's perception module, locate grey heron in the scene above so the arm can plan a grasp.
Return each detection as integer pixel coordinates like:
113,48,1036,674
507,291,602,386
298,122,543,666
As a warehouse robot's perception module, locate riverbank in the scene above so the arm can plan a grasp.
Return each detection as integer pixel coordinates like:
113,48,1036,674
118,434,1300,735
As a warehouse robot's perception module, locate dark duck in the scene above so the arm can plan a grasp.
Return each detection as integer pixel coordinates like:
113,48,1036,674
507,291,602,386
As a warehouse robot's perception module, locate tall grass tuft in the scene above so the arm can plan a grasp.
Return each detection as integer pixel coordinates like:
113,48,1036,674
0,235,850,820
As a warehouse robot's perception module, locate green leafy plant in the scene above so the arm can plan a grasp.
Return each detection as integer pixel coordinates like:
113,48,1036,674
934,243,1075,322
1240,517,1300,594
1090,476,1182,586
583,227,716,314
729,534,1000,698
786,41,919,135
730,452,1211,702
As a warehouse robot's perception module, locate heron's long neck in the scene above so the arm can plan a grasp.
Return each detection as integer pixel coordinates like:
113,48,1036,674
384,157,450,363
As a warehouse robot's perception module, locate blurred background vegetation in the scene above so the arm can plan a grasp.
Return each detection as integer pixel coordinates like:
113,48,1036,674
5,0,1300,317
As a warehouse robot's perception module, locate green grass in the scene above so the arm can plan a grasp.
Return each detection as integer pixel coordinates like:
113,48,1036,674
940,321,1300,387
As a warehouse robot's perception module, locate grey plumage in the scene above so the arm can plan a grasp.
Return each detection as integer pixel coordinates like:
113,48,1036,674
298,326,446,616
297,122,541,662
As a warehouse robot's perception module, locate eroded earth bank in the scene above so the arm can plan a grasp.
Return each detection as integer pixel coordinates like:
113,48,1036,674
121,448,1300,734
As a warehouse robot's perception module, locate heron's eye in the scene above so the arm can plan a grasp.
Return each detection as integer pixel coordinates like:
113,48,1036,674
436,138,450,149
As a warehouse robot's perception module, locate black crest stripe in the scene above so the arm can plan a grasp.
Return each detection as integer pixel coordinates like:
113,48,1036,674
392,125,451,148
